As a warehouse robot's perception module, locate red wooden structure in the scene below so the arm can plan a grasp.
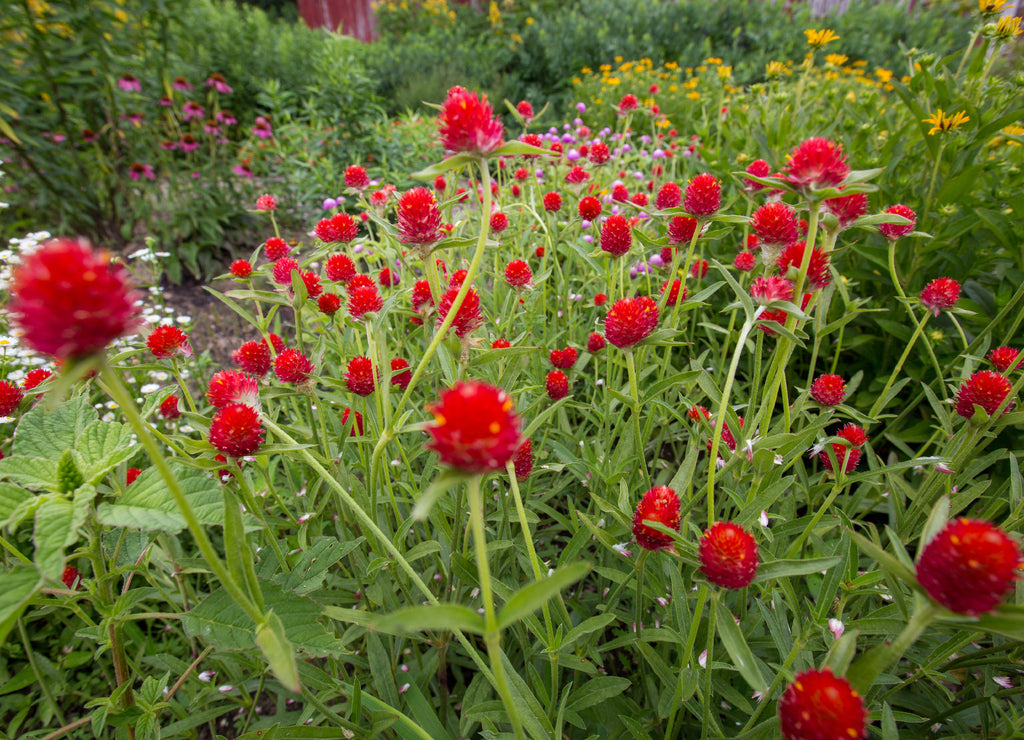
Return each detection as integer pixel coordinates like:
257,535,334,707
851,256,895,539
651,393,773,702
297,0,377,41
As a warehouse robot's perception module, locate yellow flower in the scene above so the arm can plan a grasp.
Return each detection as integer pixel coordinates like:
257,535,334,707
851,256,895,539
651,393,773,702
993,15,1023,39
525,16,534,24
717,65,732,80
705,57,723,64
606,77,620,86
979,0,1012,16
805,29,840,48
875,69,892,83
825,53,848,67
687,91,701,100
581,66,592,74
923,109,970,135
765,61,786,77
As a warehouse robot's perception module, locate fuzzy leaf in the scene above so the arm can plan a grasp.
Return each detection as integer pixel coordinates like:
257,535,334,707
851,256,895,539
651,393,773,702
76,419,138,484
0,456,58,492
0,566,44,646
0,483,33,527
33,496,76,580
12,395,95,460
96,464,223,532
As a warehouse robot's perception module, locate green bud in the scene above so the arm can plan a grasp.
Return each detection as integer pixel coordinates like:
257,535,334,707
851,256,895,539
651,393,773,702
56,450,84,494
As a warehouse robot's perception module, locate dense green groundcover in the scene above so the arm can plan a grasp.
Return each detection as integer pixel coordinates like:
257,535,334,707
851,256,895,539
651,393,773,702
1,2,1024,739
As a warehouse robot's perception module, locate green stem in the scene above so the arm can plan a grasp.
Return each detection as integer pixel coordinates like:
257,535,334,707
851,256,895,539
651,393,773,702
849,601,937,695
625,350,651,488
868,309,930,419
700,592,718,740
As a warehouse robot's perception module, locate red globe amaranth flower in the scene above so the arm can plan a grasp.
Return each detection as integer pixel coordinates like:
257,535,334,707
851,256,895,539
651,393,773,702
255,193,276,211
632,486,681,552
689,405,712,422
505,259,532,288
126,468,141,486
23,368,53,391
777,241,831,289
325,253,356,284
491,338,511,349
878,204,917,241
594,293,608,307
989,346,1022,373
811,374,847,406
314,213,359,244
438,86,505,155
824,190,868,229
612,183,630,201
751,275,796,307
345,356,375,396
61,565,81,590
630,191,648,207
778,668,868,740
542,191,562,212
690,259,709,279
272,258,300,286
147,325,193,360
734,251,756,271
589,142,610,164
578,196,602,221
955,370,1014,418
207,370,260,409
617,93,639,114
917,518,1022,616
549,347,578,369
784,137,850,192
437,286,484,338
683,173,721,217
820,424,868,473
411,279,434,315
546,370,569,400
9,238,141,360
378,267,399,288
341,407,364,436
159,394,181,419
209,403,264,457
706,416,743,455
233,340,272,377
390,358,411,390
743,159,772,190
660,279,687,306
516,100,534,124
230,259,253,278
586,332,606,353
318,292,341,315
751,202,799,247
699,521,759,588
348,285,384,320
513,439,533,480
0,381,23,416
274,348,314,384
426,381,521,473
667,215,699,245
655,181,682,210
759,293,812,336
264,237,290,261
920,277,961,316
605,296,659,349
344,164,369,190
564,166,590,186
489,211,509,233
600,215,632,257
397,187,444,246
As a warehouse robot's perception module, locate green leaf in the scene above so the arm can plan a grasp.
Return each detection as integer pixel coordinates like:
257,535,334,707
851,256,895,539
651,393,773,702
255,610,300,693
753,556,842,583
566,676,632,712
496,562,591,630
183,579,341,657
413,469,470,521
96,464,223,532
12,396,95,460
848,529,919,589
822,629,860,677
34,496,80,580
918,495,950,555
410,153,479,180
0,566,44,646
75,419,137,484
492,141,553,158
939,606,1024,641
0,483,32,527
372,604,485,636
713,600,768,693
275,537,363,596
557,613,617,651
0,456,58,492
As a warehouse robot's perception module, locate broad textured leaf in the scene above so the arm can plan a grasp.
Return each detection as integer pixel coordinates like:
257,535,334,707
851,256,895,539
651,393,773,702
183,579,341,657
96,464,223,532
12,395,95,460
0,483,32,526
497,562,591,630
0,566,44,646
0,456,58,492
76,419,138,484
373,604,485,635
714,600,768,693
33,496,77,580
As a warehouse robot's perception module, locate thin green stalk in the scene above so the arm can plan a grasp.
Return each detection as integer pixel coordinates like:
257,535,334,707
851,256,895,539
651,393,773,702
625,350,651,488
700,593,718,740
467,476,527,740
868,309,930,419
849,601,937,695
19,617,66,726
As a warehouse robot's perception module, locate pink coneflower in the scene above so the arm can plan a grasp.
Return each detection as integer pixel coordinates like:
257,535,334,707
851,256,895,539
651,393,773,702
205,73,233,95
179,134,200,153
203,119,221,136
128,162,155,182
117,74,141,93
252,116,273,139
216,109,237,126
81,128,99,143
172,76,193,92
182,101,205,121
159,140,177,151
233,163,253,178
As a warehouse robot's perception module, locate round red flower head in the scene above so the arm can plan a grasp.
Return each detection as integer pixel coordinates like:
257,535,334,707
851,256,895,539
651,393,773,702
778,668,868,740
426,381,521,474
751,202,799,248
513,439,533,481
784,137,850,193
233,340,272,377
683,173,721,217
699,521,759,588
207,369,260,409
345,356,376,396
209,403,264,457
632,486,681,552
920,277,961,316
23,368,53,391
667,215,699,245
230,259,252,279
348,285,384,320
546,370,569,400
777,241,831,290
988,346,1022,373
438,86,505,155
587,332,606,353
390,357,412,390
810,374,847,406
0,381,24,417
9,238,141,360
605,296,659,349
274,348,314,384
656,181,682,210
398,187,444,246
955,370,1014,419
159,394,181,420
878,204,917,241
542,191,562,212
505,259,532,288
344,164,369,190
917,518,1022,616
147,325,192,359
578,196,602,221
600,215,633,257
820,423,868,474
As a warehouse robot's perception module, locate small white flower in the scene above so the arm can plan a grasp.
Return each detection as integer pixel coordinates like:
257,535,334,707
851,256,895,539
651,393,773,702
398,683,410,694
612,542,632,558
297,513,314,523
140,383,160,394
218,685,234,693
759,510,770,528
828,618,845,640
198,670,216,682
698,649,708,668
994,676,1013,690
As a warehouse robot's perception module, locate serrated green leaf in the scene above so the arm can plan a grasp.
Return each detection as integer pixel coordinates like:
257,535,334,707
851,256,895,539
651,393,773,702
714,600,768,693
96,464,223,532
0,566,44,646
0,456,58,492
497,562,591,630
75,419,137,484
183,579,341,657
12,396,95,460
33,497,76,580
372,604,485,635
0,483,32,527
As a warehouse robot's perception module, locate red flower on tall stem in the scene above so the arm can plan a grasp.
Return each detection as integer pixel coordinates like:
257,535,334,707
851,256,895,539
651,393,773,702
426,381,521,473
438,86,505,155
